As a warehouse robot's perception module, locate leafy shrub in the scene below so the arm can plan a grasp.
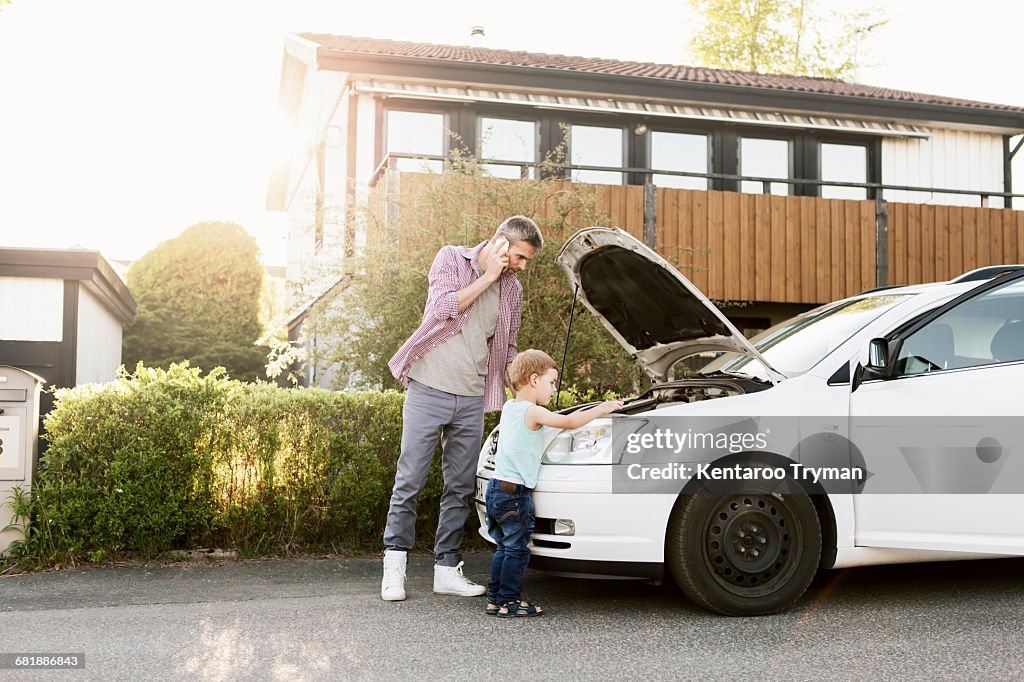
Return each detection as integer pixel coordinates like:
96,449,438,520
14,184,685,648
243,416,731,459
24,364,230,561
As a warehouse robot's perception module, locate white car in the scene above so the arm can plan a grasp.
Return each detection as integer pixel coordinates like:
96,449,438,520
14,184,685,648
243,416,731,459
475,226,1024,615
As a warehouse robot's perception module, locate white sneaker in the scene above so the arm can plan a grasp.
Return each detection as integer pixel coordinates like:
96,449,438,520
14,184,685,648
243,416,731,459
381,550,407,601
433,561,486,596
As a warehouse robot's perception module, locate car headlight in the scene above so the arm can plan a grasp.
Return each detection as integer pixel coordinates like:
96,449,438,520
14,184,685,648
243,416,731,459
542,419,616,465
479,428,499,470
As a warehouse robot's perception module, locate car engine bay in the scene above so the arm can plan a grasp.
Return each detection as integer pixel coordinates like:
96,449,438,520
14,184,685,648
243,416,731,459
580,373,771,416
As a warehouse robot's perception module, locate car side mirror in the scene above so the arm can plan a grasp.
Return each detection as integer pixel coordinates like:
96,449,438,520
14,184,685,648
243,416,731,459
852,338,893,393
867,338,890,371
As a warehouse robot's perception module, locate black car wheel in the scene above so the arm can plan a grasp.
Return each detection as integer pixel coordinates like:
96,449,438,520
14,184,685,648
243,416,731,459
666,466,821,616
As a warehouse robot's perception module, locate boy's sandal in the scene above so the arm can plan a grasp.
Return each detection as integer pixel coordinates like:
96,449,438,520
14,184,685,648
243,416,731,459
496,599,544,618
487,599,535,615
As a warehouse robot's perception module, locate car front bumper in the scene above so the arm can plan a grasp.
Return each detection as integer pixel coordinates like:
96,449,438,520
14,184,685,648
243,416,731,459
475,470,676,575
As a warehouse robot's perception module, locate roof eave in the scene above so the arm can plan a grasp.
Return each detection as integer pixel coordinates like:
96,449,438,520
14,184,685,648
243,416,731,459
313,50,1024,132
0,248,137,323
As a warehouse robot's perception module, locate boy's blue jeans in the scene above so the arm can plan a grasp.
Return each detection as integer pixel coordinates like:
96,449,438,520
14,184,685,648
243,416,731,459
485,478,535,606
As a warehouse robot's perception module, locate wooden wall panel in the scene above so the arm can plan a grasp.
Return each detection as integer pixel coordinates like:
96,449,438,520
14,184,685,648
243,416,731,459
770,196,787,301
907,200,921,284
800,197,815,304
723,193,741,300
677,190,694,280
963,205,978,272
739,194,755,300
647,188,876,303
921,204,935,283
692,191,709,294
625,185,644,242
784,197,800,301
860,201,875,292
976,208,991,267
655,187,669,256
815,199,831,302
1005,209,1018,264
755,194,772,302
708,191,725,298
830,201,847,302
845,201,861,299
949,206,964,277
934,205,949,281
986,209,1000,266
886,202,1024,286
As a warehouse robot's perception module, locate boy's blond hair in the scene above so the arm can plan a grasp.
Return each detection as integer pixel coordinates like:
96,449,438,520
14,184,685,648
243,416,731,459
506,349,557,390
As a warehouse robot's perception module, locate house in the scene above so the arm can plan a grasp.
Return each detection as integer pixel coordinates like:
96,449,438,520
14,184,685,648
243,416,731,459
267,34,1024,387
0,247,136,415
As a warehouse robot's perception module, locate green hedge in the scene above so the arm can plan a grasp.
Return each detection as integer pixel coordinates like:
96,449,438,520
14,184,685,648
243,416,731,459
5,363,616,566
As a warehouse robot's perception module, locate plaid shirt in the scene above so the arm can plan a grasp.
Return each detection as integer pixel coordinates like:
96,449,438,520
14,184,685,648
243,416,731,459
388,240,523,412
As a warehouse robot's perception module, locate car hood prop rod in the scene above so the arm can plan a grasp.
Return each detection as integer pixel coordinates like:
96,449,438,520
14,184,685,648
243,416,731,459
556,283,580,408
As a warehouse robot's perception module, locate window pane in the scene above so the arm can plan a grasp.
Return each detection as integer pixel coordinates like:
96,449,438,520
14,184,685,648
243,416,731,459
480,117,536,178
740,137,790,195
651,131,708,189
386,110,444,173
571,125,624,184
480,118,535,161
821,143,868,200
896,277,1024,375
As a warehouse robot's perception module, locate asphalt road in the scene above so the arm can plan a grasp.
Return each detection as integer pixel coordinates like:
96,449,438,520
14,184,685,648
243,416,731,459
1,551,1023,681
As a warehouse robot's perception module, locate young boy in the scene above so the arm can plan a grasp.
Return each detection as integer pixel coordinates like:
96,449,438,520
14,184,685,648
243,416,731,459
485,349,623,618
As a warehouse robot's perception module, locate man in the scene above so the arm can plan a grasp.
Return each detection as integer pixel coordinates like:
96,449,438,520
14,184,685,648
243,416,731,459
381,215,543,601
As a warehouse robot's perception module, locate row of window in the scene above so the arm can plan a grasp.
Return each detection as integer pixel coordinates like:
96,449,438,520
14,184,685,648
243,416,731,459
384,108,871,199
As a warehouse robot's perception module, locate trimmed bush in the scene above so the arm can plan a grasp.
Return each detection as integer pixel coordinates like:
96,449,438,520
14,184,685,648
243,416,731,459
32,364,230,559
8,363,616,565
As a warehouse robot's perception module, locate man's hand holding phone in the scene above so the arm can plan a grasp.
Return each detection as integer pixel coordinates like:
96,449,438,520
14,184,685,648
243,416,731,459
484,237,510,281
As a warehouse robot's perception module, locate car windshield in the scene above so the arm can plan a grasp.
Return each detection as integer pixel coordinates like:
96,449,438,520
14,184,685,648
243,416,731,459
699,294,914,379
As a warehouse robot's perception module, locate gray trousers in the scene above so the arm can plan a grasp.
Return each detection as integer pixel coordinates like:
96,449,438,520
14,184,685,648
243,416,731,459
383,380,484,566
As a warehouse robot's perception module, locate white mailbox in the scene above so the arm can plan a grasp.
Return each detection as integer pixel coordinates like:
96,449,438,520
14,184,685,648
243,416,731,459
0,366,43,556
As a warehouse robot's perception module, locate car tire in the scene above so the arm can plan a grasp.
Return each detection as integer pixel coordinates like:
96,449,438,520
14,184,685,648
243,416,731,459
666,464,821,616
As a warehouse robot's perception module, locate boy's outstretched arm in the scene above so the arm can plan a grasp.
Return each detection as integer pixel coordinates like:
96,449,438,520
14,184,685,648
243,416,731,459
526,400,623,431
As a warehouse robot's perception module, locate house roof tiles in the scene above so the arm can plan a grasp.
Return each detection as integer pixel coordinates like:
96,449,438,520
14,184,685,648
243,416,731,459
299,33,1024,114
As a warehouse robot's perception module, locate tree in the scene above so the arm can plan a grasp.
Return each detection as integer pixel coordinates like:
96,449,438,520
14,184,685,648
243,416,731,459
123,221,267,382
687,0,887,79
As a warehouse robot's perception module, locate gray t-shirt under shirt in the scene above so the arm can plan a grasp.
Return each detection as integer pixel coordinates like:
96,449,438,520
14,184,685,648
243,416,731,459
407,263,500,396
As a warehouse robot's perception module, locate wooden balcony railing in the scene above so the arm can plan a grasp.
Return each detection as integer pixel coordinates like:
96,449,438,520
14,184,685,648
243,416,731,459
371,155,1024,305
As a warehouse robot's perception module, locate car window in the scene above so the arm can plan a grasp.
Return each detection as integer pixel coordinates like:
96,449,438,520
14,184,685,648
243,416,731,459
698,294,914,379
895,278,1024,376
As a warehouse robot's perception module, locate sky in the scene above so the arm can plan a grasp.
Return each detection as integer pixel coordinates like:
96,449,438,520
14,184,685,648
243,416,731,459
1,0,1023,267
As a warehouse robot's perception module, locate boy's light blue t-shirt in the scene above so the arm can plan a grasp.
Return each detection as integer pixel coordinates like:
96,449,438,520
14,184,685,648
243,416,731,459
493,399,547,489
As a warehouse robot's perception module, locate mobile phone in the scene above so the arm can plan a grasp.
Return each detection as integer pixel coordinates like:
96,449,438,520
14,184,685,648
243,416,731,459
495,238,509,256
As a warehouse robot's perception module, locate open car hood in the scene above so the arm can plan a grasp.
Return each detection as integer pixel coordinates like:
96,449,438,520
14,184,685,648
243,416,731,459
556,227,786,384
